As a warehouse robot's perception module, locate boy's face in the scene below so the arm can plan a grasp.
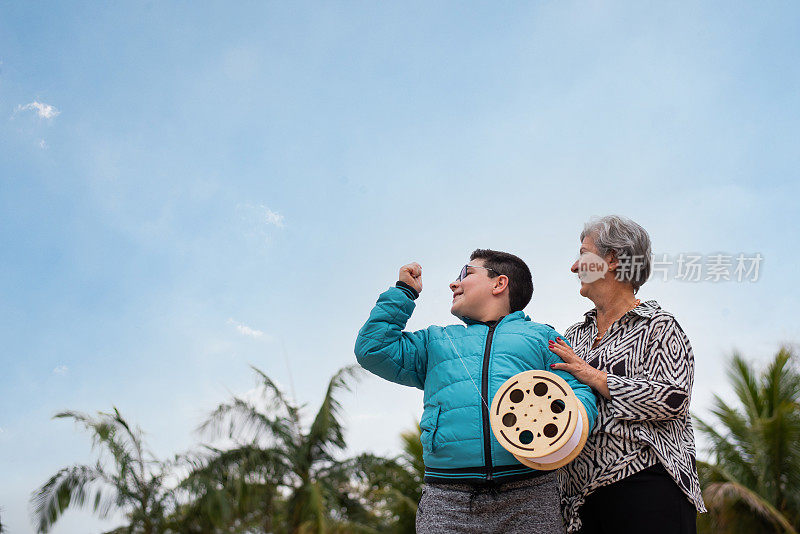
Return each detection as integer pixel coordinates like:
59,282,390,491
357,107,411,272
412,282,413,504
450,259,500,320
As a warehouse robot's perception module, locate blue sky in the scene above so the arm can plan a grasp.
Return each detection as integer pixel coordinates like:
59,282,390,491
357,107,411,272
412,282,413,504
2,2,799,532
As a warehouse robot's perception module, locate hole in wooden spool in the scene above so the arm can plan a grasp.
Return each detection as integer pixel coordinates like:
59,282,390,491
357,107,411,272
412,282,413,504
502,413,517,427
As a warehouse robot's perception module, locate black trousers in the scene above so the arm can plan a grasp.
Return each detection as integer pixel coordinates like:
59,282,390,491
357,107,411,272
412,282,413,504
577,463,697,534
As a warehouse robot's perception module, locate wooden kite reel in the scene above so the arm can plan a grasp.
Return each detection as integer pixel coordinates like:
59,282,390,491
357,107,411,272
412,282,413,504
489,370,589,470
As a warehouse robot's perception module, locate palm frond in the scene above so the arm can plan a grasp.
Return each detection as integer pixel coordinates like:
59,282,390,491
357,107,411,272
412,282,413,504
400,425,424,479
729,353,763,419
29,464,112,533
108,407,147,481
198,395,295,446
765,348,799,412
310,480,327,534
38,408,174,534
250,364,303,430
307,365,362,458
53,410,145,493
694,414,755,484
705,481,797,534
183,444,289,486
698,348,800,532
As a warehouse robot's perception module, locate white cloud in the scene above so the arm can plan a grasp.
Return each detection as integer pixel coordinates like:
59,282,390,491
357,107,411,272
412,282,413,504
253,205,285,228
52,365,69,375
237,203,285,228
265,209,284,228
39,139,48,149
237,324,264,338
227,318,265,339
235,204,286,245
17,100,60,119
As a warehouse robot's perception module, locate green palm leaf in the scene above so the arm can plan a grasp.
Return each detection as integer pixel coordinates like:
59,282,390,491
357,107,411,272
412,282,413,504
190,364,365,533
696,347,800,533
307,365,362,458
30,409,173,534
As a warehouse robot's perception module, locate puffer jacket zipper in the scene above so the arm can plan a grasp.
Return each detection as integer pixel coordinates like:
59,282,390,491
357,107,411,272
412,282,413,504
481,322,497,481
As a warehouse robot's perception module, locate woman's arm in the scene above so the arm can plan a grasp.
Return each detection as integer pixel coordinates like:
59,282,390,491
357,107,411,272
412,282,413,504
544,332,599,430
549,338,611,399
549,315,694,421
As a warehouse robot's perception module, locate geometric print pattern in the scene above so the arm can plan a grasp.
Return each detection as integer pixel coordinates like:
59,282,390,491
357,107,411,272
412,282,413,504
558,300,706,533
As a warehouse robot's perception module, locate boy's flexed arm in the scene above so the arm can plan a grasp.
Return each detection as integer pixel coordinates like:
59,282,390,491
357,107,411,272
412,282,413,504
354,263,429,390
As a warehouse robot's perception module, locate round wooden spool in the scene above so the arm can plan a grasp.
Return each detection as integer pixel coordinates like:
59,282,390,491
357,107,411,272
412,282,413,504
489,370,590,471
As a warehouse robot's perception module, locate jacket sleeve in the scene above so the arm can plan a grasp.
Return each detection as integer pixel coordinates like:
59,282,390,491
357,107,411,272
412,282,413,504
606,314,694,422
354,286,429,390
544,331,599,431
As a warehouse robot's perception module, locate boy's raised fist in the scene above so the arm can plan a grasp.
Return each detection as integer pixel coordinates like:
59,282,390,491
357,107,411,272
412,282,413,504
399,262,423,293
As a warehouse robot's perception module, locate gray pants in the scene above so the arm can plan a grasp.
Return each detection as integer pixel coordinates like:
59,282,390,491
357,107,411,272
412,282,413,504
416,472,565,534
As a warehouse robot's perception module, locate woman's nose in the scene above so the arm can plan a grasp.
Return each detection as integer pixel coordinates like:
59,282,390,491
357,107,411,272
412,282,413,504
571,259,579,273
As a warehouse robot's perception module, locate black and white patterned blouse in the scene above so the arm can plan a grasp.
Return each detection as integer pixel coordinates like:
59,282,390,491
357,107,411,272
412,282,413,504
559,300,706,532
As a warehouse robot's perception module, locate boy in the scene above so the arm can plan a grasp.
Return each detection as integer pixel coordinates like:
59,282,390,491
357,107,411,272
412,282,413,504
355,249,597,534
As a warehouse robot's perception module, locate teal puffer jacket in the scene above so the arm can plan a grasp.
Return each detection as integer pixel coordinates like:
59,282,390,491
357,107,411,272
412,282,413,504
355,286,598,484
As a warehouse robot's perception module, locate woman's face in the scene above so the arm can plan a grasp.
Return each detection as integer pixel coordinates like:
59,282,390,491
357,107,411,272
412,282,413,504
571,236,611,298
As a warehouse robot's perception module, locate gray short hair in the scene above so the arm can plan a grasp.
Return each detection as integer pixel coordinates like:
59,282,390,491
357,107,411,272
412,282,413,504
580,215,652,293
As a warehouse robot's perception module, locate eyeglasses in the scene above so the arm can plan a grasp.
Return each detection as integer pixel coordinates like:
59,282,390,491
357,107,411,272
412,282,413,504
457,264,500,282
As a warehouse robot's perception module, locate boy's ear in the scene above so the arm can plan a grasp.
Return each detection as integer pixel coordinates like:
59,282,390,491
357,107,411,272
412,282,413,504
491,275,510,296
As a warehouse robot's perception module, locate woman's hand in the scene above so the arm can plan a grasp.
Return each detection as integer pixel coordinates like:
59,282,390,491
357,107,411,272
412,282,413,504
549,338,611,399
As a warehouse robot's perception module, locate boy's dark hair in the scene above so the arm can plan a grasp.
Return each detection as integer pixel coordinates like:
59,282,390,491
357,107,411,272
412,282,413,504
470,249,534,312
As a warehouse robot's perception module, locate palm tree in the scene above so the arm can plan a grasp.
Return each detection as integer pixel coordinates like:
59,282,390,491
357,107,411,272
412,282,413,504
170,444,286,533
695,347,800,533
30,408,175,534
348,425,424,533
196,364,370,533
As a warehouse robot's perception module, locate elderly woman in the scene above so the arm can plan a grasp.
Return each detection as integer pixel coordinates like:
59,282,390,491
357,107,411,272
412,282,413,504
549,215,705,534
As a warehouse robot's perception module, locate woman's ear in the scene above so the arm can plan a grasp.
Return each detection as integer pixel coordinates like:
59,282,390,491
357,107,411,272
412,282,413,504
605,250,618,271
492,275,510,295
